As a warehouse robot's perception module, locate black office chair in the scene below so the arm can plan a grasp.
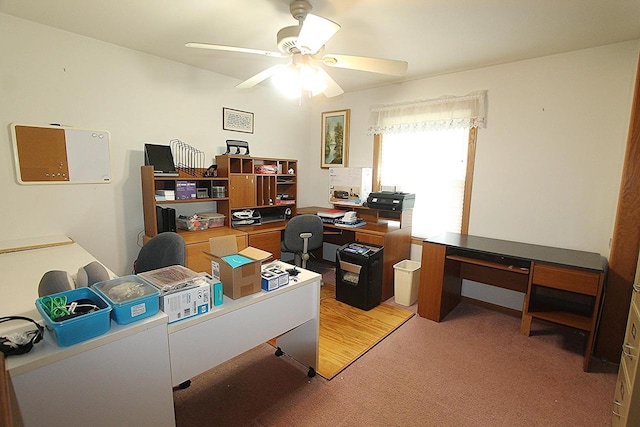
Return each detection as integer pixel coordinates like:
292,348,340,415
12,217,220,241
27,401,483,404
134,232,186,274
281,214,324,269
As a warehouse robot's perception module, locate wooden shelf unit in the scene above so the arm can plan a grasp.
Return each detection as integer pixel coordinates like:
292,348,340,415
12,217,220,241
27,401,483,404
215,155,298,220
141,155,299,269
141,166,230,237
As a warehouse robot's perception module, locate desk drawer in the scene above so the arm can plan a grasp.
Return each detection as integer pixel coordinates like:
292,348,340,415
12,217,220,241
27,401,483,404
248,230,281,259
532,263,600,296
622,303,640,385
612,361,631,426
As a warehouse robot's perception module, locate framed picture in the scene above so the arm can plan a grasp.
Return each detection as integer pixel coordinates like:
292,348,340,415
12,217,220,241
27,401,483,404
321,109,350,168
223,107,254,133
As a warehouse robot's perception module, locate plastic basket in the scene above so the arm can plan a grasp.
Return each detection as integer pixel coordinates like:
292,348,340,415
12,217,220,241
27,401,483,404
92,275,160,325
36,287,112,347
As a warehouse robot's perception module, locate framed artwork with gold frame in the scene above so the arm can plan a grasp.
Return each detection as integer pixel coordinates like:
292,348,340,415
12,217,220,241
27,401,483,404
321,109,350,168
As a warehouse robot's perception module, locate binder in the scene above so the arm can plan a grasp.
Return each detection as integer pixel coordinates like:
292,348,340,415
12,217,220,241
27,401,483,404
166,207,176,232
156,206,166,233
156,206,176,233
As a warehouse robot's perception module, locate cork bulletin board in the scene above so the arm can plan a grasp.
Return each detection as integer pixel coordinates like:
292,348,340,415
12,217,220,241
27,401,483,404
10,123,111,184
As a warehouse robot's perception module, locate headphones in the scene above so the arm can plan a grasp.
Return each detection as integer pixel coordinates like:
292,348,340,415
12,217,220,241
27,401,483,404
0,316,44,357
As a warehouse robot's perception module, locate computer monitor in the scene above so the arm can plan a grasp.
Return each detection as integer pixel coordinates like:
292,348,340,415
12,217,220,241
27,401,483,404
144,144,179,176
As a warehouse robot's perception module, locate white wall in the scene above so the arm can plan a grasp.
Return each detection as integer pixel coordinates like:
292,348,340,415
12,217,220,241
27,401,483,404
0,14,311,276
304,41,640,259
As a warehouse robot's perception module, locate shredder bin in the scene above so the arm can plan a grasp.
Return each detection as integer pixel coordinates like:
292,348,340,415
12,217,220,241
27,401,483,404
335,242,383,310
393,260,421,306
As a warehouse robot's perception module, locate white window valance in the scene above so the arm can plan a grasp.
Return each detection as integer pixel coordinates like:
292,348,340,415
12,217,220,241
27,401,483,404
368,90,488,134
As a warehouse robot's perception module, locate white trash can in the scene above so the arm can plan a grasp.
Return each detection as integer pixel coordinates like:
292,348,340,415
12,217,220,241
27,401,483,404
393,260,421,306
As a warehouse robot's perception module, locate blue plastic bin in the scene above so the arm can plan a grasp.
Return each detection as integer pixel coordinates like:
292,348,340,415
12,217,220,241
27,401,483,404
36,287,112,347
92,275,160,325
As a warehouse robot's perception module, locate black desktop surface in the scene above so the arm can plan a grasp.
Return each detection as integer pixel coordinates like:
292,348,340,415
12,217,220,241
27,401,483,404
426,232,604,272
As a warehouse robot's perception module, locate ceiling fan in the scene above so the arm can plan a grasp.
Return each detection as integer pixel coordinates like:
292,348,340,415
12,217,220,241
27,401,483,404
185,0,408,98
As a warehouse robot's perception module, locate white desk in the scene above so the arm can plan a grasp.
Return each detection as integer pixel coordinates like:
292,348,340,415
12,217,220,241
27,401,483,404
1,237,321,426
1,237,175,427
169,265,321,384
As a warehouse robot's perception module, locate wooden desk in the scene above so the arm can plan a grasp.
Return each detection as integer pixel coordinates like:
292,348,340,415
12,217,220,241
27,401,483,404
298,206,411,301
231,221,287,260
418,232,606,371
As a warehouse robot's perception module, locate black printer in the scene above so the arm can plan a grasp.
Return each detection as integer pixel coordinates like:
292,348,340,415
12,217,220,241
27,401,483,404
366,191,415,211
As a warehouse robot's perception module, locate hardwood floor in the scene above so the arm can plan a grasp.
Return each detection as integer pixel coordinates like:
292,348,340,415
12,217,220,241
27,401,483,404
317,284,414,379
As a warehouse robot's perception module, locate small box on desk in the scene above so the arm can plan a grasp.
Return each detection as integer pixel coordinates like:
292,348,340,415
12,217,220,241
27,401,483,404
176,181,196,200
138,266,214,323
159,279,212,323
203,235,272,299
261,267,289,291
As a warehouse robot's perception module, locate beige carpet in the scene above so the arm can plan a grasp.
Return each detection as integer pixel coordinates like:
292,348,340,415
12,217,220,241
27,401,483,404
317,284,414,379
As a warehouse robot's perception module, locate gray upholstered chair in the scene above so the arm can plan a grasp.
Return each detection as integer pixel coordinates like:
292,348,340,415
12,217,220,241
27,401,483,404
281,214,324,269
134,232,186,274
134,231,190,389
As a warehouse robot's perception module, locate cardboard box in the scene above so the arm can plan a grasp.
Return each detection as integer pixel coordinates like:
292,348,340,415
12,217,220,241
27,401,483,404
204,235,271,300
159,279,211,323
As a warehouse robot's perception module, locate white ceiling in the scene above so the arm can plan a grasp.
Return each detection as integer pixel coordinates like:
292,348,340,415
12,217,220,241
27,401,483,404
2,0,640,95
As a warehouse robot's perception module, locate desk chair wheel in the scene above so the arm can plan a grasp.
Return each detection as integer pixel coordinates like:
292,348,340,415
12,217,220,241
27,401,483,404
275,347,284,357
307,367,316,378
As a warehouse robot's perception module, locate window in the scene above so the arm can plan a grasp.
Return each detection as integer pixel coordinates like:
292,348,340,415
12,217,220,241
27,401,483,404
374,129,476,239
368,91,486,239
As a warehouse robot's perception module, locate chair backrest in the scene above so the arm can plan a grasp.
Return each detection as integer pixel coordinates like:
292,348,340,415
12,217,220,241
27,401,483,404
282,214,324,253
134,232,186,274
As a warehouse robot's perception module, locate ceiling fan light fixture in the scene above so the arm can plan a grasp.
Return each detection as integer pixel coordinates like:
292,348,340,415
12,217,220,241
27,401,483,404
271,62,327,98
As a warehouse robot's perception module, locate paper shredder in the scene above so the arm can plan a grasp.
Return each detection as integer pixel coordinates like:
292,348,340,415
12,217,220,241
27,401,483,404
335,242,383,311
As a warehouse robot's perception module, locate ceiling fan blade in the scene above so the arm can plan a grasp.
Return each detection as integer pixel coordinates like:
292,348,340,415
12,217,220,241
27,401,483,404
296,14,340,55
236,64,286,89
320,54,408,76
185,42,285,58
316,68,344,98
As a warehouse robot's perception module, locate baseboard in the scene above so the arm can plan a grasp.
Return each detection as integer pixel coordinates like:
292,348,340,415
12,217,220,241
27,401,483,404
460,296,521,318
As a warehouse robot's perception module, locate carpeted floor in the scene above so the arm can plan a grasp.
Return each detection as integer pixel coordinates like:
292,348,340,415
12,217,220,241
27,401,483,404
173,265,618,427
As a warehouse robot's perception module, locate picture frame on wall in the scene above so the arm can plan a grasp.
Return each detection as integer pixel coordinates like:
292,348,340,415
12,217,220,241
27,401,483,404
321,109,350,168
223,107,254,134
